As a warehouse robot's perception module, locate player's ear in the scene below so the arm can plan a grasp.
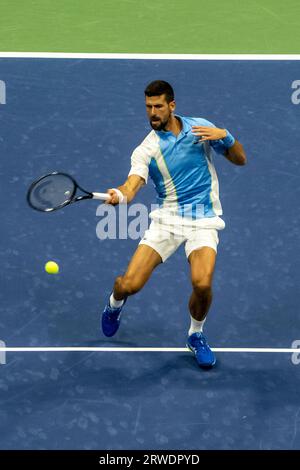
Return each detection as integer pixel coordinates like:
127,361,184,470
169,100,176,112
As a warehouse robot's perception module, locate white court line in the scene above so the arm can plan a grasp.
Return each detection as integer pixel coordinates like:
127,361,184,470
0,52,300,60
0,347,298,353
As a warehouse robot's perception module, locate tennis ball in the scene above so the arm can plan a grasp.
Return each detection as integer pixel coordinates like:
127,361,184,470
45,261,59,274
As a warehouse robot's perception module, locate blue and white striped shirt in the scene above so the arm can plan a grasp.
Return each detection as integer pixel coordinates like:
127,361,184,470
128,115,228,220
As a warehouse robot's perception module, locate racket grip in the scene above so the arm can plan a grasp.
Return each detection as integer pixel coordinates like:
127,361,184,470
92,192,110,201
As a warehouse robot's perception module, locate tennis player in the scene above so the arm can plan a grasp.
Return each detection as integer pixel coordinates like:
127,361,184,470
102,80,246,368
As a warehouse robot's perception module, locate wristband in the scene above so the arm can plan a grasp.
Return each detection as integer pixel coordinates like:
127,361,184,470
221,129,235,148
112,188,125,203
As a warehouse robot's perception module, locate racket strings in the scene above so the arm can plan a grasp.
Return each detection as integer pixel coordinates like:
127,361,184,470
28,173,76,211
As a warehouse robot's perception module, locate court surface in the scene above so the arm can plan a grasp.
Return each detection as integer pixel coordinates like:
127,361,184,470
0,56,300,449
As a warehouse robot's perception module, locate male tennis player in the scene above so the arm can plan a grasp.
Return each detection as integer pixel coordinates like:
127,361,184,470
102,80,246,368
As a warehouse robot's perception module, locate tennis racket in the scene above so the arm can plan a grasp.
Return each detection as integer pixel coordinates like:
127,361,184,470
27,171,110,212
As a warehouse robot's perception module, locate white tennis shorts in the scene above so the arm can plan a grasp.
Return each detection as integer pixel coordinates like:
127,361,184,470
139,209,226,262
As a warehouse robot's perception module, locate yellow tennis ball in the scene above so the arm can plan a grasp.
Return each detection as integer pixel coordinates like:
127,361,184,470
45,261,59,274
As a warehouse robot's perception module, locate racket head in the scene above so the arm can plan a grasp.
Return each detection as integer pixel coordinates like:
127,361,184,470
27,172,79,212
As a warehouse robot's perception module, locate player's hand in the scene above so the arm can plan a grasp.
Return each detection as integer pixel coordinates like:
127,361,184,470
105,189,121,205
192,126,227,142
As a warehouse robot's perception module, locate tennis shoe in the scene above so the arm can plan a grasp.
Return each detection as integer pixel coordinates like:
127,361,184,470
102,294,127,337
187,332,216,368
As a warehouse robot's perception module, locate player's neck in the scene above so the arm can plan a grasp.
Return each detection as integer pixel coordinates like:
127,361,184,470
165,115,182,136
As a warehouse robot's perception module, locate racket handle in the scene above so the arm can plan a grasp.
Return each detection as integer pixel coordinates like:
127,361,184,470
92,192,110,201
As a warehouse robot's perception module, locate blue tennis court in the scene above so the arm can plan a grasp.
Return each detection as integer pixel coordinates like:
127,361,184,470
0,56,300,450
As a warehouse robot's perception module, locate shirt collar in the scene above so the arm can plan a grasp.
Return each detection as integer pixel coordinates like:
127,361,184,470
177,115,190,135
155,115,189,138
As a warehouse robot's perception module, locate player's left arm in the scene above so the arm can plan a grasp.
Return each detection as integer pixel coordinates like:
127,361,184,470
192,126,247,166
223,139,247,166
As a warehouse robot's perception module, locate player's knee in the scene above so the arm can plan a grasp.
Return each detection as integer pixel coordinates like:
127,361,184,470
117,275,142,296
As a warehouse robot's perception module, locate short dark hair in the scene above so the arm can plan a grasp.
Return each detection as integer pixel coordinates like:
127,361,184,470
144,80,174,103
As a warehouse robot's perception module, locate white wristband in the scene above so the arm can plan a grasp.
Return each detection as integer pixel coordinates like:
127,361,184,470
112,188,125,204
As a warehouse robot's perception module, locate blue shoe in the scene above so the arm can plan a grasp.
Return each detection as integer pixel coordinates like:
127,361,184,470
101,294,127,337
187,332,216,368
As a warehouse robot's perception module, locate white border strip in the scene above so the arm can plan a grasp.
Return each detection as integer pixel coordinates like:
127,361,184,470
0,52,300,60
0,347,298,353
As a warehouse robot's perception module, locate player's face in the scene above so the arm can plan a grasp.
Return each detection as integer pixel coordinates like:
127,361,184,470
146,95,175,131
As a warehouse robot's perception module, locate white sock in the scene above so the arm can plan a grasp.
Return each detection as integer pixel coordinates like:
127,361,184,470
109,293,124,309
188,315,206,337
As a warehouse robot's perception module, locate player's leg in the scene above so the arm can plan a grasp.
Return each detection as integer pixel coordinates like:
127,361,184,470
113,244,162,300
186,247,217,368
188,246,216,323
102,217,183,337
101,244,162,337
185,228,219,368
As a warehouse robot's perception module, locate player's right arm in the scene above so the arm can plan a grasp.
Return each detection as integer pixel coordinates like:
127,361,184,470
105,133,153,206
106,174,145,205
